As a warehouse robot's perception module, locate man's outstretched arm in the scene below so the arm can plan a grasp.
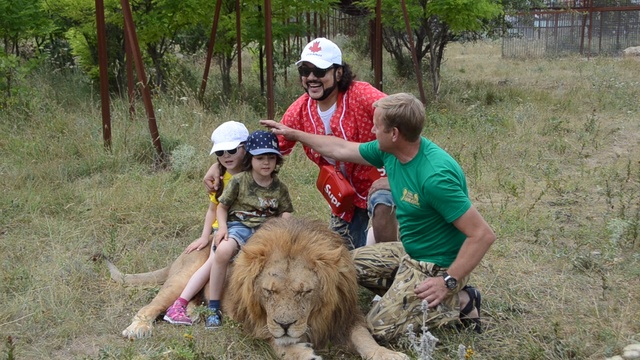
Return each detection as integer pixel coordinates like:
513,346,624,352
203,162,220,193
260,120,370,165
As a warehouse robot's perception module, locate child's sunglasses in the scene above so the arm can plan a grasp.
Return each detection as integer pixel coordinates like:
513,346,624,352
297,65,334,78
214,145,243,157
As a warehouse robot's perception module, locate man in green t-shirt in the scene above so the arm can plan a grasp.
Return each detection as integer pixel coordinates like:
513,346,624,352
261,93,495,343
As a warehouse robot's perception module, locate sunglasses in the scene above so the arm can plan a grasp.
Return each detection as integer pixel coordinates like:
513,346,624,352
297,65,334,78
214,145,243,157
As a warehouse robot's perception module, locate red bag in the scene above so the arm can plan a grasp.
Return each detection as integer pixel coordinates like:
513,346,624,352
316,165,355,216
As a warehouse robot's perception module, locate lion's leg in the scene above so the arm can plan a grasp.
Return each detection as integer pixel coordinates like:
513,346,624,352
349,324,409,360
270,340,322,360
122,251,210,339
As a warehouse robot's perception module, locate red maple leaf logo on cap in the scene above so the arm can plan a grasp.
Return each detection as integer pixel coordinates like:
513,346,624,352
309,41,322,53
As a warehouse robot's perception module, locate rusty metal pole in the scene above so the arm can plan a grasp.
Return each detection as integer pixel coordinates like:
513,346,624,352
373,0,383,91
121,0,165,164
95,0,111,150
199,0,223,102
236,0,242,86
264,0,275,120
400,0,426,105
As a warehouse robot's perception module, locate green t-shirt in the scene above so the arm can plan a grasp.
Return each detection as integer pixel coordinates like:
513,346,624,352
218,171,294,228
359,137,471,267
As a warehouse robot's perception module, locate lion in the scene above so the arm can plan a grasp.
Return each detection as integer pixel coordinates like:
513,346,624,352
225,217,409,360
107,217,408,359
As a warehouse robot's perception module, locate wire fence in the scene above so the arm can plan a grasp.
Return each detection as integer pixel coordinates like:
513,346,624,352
503,6,640,58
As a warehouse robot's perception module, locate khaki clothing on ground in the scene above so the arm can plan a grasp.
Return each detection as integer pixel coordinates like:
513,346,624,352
352,242,469,342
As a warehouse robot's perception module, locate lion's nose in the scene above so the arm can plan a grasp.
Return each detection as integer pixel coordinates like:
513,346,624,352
274,319,296,332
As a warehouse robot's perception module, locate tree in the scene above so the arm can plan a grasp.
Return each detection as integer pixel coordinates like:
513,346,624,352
358,0,503,98
47,0,127,91
203,0,336,98
131,0,214,91
45,0,215,93
0,0,51,101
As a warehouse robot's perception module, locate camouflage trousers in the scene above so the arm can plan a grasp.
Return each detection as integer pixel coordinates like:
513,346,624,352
352,242,469,343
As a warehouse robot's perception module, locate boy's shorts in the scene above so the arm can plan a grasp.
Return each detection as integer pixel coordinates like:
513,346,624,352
225,221,256,246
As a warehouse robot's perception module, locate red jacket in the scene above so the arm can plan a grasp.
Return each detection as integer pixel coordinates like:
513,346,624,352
278,81,386,221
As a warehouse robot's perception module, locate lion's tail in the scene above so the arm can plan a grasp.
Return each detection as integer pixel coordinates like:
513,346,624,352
95,254,170,286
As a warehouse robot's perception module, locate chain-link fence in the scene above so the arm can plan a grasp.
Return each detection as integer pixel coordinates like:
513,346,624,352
503,4,640,58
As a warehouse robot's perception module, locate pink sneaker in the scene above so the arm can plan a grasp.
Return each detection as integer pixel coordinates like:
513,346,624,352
163,300,192,325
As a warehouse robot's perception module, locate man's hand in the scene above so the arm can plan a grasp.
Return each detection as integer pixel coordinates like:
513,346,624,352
414,276,448,308
260,120,297,140
203,163,221,193
261,119,369,166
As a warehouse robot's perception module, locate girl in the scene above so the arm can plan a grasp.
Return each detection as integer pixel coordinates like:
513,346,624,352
164,121,249,325
205,130,293,328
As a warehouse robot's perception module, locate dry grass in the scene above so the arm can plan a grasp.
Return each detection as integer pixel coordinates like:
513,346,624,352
1,40,638,359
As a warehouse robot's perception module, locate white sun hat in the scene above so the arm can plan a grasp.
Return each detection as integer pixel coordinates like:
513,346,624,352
295,37,342,69
210,121,249,155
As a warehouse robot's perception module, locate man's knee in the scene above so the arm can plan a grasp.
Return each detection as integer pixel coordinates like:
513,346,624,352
373,203,394,221
367,189,398,243
371,204,398,243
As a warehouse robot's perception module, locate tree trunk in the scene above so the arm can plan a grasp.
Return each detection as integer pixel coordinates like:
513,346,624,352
425,17,449,100
146,44,166,92
4,36,12,101
217,53,234,98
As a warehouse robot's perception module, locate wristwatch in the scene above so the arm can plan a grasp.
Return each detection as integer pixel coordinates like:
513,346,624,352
442,272,457,290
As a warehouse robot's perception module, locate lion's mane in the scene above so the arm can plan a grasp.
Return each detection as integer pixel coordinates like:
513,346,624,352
225,217,363,348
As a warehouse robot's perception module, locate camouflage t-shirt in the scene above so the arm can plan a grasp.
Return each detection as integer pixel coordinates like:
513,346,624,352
218,171,294,228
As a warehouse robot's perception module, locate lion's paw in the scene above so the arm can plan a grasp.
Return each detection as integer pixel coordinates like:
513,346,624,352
368,348,410,360
122,318,154,339
278,342,322,360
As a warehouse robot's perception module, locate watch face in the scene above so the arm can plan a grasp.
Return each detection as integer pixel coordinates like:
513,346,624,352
445,277,457,290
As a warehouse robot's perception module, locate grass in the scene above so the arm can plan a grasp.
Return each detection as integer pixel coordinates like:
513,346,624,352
1,40,639,359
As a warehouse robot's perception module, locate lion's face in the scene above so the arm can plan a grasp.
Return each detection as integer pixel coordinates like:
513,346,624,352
257,258,321,345
225,217,361,349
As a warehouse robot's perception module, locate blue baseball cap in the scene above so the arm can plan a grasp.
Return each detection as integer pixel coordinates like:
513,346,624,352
245,130,282,156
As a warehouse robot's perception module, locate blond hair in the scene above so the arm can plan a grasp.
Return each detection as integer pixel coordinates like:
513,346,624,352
373,93,425,142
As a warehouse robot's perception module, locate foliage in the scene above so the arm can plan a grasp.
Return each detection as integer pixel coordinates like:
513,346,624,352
426,0,502,33
47,0,125,89
0,0,52,102
130,0,215,90
356,0,504,98
0,53,42,107
27,0,339,99
204,0,338,97
0,0,52,54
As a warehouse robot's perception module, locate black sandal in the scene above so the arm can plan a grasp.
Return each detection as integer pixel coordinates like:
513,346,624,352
459,285,482,334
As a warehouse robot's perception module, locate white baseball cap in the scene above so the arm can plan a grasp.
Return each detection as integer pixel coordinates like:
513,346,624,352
210,121,249,155
295,37,342,69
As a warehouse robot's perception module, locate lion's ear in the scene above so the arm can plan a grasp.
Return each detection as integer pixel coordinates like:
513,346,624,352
313,247,357,286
